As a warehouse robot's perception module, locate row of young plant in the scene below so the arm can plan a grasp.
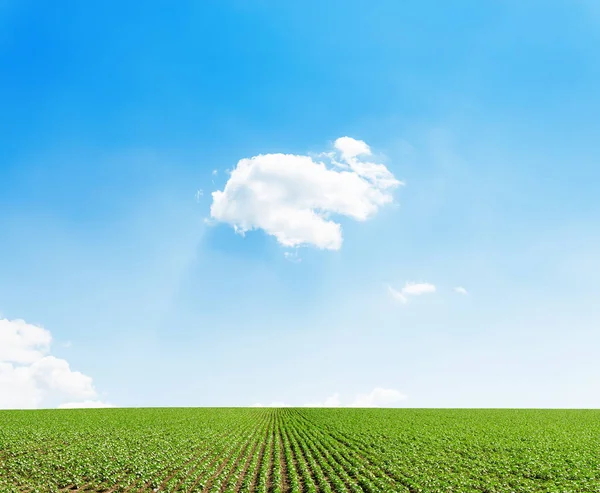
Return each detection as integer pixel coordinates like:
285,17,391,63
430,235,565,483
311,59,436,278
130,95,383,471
285,409,410,493
157,411,266,493
203,410,273,493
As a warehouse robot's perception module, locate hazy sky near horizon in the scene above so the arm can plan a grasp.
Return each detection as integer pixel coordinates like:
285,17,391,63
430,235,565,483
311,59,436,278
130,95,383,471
1,0,599,409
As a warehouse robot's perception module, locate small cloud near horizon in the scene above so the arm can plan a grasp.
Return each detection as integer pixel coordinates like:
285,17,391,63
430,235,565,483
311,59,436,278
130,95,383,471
255,387,406,408
59,400,115,409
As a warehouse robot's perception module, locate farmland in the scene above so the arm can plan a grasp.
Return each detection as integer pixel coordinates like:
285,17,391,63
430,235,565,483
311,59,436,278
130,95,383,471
1,408,599,492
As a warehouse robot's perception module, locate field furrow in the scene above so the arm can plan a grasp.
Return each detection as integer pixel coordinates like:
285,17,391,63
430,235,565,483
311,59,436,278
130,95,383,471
279,414,307,493
285,415,335,493
155,415,260,493
221,414,268,493
150,432,239,492
284,413,359,493
277,413,300,493
217,412,273,492
260,414,276,493
251,419,273,492
246,411,274,493
193,412,271,493
281,411,318,493
271,413,287,493
291,410,414,492
268,412,282,493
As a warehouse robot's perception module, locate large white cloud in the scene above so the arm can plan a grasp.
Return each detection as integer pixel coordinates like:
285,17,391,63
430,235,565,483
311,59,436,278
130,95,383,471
0,318,110,409
210,137,402,250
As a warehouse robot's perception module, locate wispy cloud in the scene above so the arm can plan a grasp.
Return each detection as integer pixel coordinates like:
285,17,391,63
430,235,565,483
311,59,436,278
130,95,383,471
454,286,468,296
283,251,302,263
388,282,436,304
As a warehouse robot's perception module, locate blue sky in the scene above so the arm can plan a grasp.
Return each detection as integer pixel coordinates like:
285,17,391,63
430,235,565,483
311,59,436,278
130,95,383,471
1,0,599,408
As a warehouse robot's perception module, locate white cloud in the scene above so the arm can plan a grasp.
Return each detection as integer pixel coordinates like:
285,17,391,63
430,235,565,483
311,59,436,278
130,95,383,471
334,136,371,161
0,318,51,364
303,388,405,408
59,400,114,409
350,387,406,407
454,286,468,295
0,318,107,409
210,137,402,250
403,282,437,296
388,282,436,304
252,401,289,407
30,356,96,397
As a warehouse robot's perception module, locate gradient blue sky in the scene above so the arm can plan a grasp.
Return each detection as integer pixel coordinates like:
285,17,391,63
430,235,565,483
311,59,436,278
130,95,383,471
1,0,599,408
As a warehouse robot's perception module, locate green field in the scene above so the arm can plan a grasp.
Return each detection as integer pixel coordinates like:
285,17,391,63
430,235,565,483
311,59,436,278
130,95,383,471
1,408,599,493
